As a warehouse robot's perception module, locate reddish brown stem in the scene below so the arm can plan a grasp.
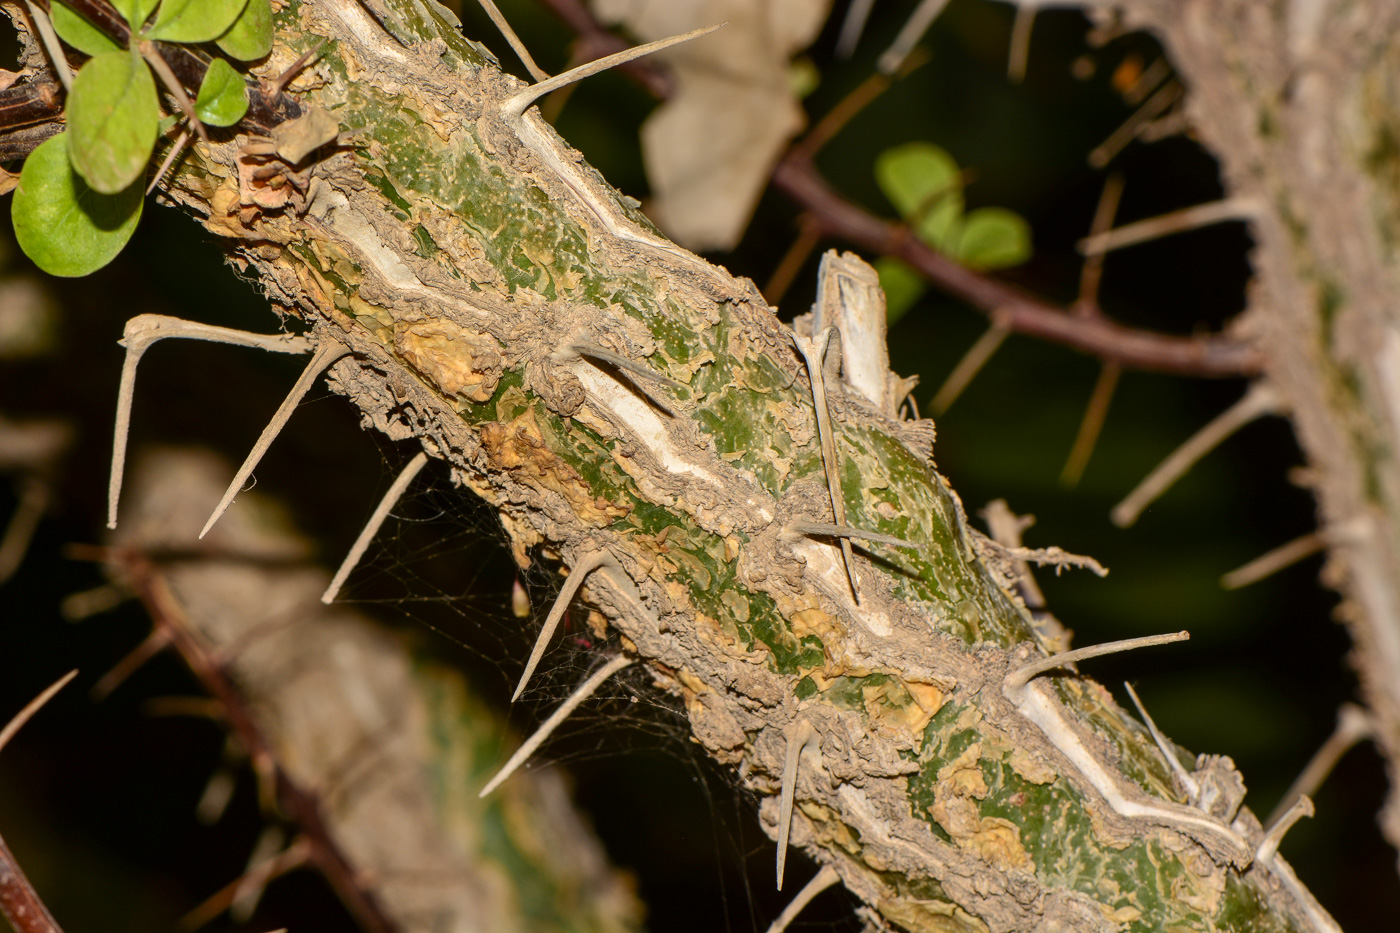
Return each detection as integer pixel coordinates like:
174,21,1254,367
0,832,63,933
772,154,1262,377
116,550,398,933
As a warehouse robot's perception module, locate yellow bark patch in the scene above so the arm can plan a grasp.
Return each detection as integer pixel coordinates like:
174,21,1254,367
1008,747,1058,785
479,409,629,526
394,321,503,403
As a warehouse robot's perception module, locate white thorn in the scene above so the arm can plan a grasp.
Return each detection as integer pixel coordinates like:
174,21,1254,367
834,0,876,58
1007,6,1036,84
792,328,860,605
1123,681,1199,802
0,669,78,755
473,0,550,82
877,0,952,75
200,339,348,539
108,315,312,530
231,826,286,923
766,864,839,933
1078,196,1263,256
1257,794,1314,864
782,519,914,550
1113,383,1281,528
513,548,615,702
480,654,633,798
1266,704,1373,828
1220,530,1327,590
776,718,818,891
503,23,725,117
322,451,430,603
0,476,48,585
1004,631,1189,694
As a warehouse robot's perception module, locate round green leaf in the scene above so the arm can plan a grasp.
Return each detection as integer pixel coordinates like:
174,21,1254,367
145,0,249,43
113,0,159,29
67,48,160,195
874,257,926,326
13,133,143,278
874,141,964,250
216,0,273,61
50,2,120,57
954,208,1032,271
196,58,249,127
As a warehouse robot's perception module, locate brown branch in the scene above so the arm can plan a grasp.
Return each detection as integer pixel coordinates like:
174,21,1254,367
772,154,1263,377
115,550,399,933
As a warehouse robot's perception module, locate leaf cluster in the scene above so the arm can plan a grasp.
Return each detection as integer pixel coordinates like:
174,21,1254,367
872,141,1032,322
13,0,274,277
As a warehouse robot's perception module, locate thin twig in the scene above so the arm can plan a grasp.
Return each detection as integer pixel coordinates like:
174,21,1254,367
474,0,550,81
1077,173,1125,311
764,217,823,305
1220,531,1327,590
766,864,839,933
1060,362,1120,487
1078,197,1262,256
1089,79,1182,169
1006,5,1035,84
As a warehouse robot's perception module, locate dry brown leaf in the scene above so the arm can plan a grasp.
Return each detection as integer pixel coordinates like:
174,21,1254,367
592,0,832,251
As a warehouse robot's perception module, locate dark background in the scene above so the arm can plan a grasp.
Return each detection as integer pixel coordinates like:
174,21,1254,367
2,1,1397,932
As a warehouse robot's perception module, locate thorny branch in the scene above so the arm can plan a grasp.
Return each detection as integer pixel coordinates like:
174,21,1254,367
111,548,400,933
533,0,1263,380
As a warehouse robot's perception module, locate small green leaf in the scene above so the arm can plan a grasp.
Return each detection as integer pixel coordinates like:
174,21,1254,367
216,0,273,61
875,257,926,325
954,208,1032,271
67,48,160,195
196,59,249,127
874,142,964,250
145,0,249,43
50,2,120,56
13,133,143,278
113,0,159,29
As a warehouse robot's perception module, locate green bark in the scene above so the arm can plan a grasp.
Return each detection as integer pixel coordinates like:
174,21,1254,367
135,1,1337,930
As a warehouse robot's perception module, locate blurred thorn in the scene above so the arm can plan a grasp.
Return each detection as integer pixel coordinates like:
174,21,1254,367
930,319,1011,416
1076,173,1125,312
1124,681,1199,801
1007,5,1035,84
92,628,173,701
1061,362,1120,488
1004,631,1189,693
474,0,550,81
878,0,952,75
776,718,818,891
60,583,130,622
766,864,839,933
511,576,531,618
1079,196,1262,256
0,476,48,586
202,339,350,539
835,0,876,58
0,670,78,755
1122,56,1170,105
323,451,429,603
1266,704,1373,829
480,655,634,798
1140,109,1191,143
147,127,192,195
230,826,287,923
1088,79,1182,169
1256,794,1314,863
1112,382,1283,527
1221,531,1326,590
196,767,239,826
179,836,310,932
764,216,822,306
